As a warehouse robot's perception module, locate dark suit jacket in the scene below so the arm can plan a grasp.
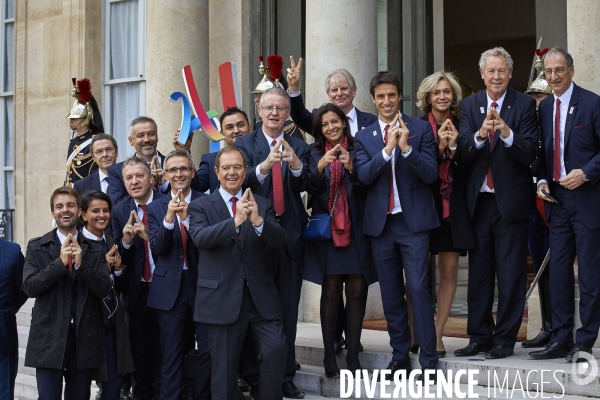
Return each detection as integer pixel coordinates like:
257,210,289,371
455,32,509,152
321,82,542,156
304,144,378,285
23,230,111,369
74,171,102,195
192,152,219,193
458,88,538,222
108,151,167,206
290,93,378,135
146,190,205,311
112,190,165,313
235,129,311,261
189,191,286,325
0,239,27,353
355,116,440,236
538,83,600,229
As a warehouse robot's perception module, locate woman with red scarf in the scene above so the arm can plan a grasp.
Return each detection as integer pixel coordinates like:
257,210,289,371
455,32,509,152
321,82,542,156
415,72,475,357
303,103,377,378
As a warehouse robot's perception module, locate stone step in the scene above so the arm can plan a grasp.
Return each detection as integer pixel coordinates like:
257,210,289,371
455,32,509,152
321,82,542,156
17,307,31,328
18,347,35,376
18,325,29,345
295,322,600,398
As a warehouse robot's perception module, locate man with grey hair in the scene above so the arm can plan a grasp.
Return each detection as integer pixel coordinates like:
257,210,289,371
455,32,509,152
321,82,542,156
235,87,310,398
531,47,600,362
146,149,211,399
286,56,377,136
455,47,538,359
108,116,170,206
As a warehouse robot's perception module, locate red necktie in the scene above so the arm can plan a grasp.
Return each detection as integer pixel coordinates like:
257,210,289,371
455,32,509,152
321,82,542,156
383,125,395,213
68,254,73,276
270,140,285,215
139,204,152,282
180,222,188,270
487,102,498,190
553,98,562,182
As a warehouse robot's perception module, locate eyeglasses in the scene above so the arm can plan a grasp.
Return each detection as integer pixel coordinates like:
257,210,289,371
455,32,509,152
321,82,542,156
165,166,193,174
93,148,116,157
544,66,571,77
260,106,289,114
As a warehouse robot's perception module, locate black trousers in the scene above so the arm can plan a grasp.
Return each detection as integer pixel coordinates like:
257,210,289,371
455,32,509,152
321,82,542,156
0,349,18,399
36,326,93,400
467,193,529,347
100,325,123,400
206,286,287,400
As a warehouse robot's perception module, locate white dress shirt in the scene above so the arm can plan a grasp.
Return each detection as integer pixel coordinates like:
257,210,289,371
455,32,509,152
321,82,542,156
99,170,109,194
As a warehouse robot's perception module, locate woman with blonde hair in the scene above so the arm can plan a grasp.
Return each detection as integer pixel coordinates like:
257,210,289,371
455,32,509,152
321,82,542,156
414,71,475,356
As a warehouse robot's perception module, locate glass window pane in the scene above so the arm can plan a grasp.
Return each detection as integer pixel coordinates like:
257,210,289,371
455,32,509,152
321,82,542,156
111,83,139,161
4,22,13,92
4,97,12,166
6,0,14,20
109,0,139,80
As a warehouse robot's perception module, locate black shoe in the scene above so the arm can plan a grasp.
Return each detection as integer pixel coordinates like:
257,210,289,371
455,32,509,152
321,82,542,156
250,385,260,400
522,329,552,348
119,389,132,400
343,339,364,353
380,359,412,381
437,350,446,358
238,377,251,392
409,343,419,354
295,361,301,370
282,381,305,399
565,343,593,363
323,354,340,379
454,341,493,357
334,337,345,355
529,342,573,360
485,345,514,359
358,342,364,353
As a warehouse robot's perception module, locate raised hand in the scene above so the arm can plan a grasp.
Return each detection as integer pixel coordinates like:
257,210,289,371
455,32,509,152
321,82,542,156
150,156,167,187
397,117,411,152
133,211,150,242
245,189,263,227
173,129,194,152
317,144,341,176
287,56,303,94
338,145,353,172
106,244,122,271
259,139,284,175
478,109,496,140
490,108,510,138
234,189,250,228
122,211,136,245
166,189,187,223
281,139,302,170
384,114,400,156
60,235,73,266
176,190,189,221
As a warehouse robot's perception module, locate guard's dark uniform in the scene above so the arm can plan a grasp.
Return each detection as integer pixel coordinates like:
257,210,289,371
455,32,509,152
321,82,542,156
66,130,98,185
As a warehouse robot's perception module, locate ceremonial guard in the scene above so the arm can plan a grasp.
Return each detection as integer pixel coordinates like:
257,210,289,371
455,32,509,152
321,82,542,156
65,78,105,186
253,55,305,141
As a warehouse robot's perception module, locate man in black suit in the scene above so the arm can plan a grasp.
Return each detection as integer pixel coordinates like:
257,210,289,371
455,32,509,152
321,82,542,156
74,134,119,196
531,48,600,362
286,56,378,137
23,187,111,400
455,47,538,359
0,239,27,399
191,107,252,193
146,150,210,400
235,87,310,399
108,116,169,206
112,157,164,399
189,146,287,399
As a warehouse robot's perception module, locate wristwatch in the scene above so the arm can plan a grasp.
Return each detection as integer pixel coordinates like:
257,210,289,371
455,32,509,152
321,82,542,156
582,172,589,182
475,132,487,142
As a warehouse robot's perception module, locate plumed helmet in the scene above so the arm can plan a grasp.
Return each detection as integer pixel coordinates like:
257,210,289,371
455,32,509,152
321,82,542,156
526,48,552,95
67,78,104,132
252,55,285,94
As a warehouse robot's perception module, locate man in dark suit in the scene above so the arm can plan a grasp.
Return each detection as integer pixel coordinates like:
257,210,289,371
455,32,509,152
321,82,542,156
192,107,252,193
112,156,164,399
146,150,210,399
108,116,170,206
455,47,537,359
531,48,600,362
235,87,310,399
286,56,378,137
23,187,111,400
355,71,440,378
189,146,287,399
0,239,27,399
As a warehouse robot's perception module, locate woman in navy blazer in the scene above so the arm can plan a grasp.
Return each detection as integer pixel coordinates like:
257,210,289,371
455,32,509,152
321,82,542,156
414,72,475,357
304,104,377,378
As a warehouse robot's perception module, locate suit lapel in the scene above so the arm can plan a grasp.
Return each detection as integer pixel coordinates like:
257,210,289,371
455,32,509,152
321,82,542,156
254,131,271,164
495,89,515,151
476,92,488,146
564,85,578,148
47,231,61,261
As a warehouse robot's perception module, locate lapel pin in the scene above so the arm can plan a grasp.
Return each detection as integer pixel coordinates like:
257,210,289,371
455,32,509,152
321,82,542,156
480,107,485,114
569,107,574,114
373,131,377,136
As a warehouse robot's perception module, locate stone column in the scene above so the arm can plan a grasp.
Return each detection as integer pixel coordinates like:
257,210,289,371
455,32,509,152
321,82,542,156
304,0,379,115
299,0,382,323
146,0,209,161
567,0,600,94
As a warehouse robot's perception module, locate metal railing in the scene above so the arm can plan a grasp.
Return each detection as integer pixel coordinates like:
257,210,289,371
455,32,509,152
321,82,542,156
0,209,14,241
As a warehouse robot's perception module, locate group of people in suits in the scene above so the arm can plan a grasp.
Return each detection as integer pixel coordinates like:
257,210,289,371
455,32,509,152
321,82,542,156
8,43,599,400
